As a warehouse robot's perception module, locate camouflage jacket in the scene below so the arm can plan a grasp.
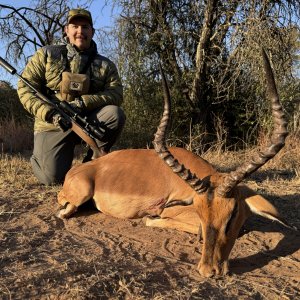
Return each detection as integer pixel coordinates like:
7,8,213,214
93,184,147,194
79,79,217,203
17,39,123,132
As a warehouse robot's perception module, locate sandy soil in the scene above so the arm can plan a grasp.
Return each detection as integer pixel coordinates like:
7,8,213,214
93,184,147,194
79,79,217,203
0,155,299,299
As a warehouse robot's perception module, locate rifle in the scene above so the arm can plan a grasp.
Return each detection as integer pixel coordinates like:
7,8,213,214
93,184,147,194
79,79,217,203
0,56,104,159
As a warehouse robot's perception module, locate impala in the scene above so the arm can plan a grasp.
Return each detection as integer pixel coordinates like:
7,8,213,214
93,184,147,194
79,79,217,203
57,49,295,277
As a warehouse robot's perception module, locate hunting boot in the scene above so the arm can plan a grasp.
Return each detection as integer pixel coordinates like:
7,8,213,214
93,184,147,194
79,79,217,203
82,147,107,163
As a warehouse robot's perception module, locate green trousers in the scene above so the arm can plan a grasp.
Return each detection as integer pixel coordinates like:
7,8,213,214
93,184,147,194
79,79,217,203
30,105,125,185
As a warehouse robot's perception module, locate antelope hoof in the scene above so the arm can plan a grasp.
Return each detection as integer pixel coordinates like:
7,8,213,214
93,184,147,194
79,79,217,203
143,215,160,226
57,203,77,219
198,261,229,278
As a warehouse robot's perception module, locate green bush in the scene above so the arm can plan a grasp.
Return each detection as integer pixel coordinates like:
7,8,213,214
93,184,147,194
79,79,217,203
0,80,32,124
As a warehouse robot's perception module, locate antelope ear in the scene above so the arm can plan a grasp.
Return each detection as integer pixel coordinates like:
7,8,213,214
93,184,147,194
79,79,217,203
245,194,297,231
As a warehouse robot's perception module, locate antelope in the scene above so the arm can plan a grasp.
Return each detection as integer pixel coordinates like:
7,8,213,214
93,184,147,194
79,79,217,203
57,49,296,278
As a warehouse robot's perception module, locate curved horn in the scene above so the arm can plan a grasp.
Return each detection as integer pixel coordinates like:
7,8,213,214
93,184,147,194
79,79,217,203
217,49,288,197
153,63,209,194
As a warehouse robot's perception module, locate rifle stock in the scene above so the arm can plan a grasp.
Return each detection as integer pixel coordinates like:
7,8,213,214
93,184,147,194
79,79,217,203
0,56,103,159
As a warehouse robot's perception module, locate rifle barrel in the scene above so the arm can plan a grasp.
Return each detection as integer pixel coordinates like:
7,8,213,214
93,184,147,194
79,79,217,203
0,56,17,75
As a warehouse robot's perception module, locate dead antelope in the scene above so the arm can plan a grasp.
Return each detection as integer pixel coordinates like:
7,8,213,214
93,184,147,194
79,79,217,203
57,49,295,278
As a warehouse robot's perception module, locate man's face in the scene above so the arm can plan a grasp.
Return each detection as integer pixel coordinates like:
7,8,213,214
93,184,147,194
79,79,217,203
65,18,94,50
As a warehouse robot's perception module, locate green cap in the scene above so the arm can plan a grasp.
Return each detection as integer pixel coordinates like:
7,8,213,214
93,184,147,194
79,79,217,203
68,8,93,26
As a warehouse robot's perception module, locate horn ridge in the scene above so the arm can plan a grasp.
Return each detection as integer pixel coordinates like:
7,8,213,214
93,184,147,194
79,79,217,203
153,63,209,194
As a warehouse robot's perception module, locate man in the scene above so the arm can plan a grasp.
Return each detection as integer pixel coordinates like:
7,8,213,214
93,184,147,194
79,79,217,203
17,8,125,185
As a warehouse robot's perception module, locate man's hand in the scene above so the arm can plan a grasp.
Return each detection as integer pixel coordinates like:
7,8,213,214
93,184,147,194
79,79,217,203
52,113,72,131
68,97,85,114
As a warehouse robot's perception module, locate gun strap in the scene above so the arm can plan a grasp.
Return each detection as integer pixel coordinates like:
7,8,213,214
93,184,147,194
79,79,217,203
71,122,101,159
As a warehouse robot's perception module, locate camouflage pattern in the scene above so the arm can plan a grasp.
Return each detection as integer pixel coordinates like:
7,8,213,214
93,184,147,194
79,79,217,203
17,39,123,132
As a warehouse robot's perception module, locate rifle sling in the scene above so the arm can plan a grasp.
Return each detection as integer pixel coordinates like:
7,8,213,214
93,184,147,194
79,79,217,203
71,122,101,159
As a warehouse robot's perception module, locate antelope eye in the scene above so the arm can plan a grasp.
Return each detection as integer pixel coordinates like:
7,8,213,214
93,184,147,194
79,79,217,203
225,203,238,234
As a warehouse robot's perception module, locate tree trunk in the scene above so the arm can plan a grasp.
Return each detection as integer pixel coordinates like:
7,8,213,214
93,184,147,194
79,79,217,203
190,0,219,126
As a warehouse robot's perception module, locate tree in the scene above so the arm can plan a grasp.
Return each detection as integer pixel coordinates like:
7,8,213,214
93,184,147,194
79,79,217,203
114,0,300,148
0,0,94,63
0,80,30,123
1,0,299,149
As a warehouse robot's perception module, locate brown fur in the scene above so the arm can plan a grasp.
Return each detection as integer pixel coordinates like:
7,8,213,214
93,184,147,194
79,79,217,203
58,146,286,277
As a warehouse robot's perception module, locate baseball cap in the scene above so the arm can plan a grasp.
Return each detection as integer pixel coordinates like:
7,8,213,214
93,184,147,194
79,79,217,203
68,8,93,26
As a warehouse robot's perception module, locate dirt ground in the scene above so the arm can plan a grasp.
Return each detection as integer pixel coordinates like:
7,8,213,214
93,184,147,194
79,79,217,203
0,153,299,299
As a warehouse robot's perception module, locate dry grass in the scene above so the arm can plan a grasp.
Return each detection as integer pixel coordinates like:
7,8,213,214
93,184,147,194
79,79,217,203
0,134,299,299
202,134,300,175
0,119,33,153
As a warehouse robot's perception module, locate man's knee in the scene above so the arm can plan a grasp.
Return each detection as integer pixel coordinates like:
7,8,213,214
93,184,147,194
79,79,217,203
37,173,63,186
94,105,126,130
112,106,126,128
31,155,67,185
